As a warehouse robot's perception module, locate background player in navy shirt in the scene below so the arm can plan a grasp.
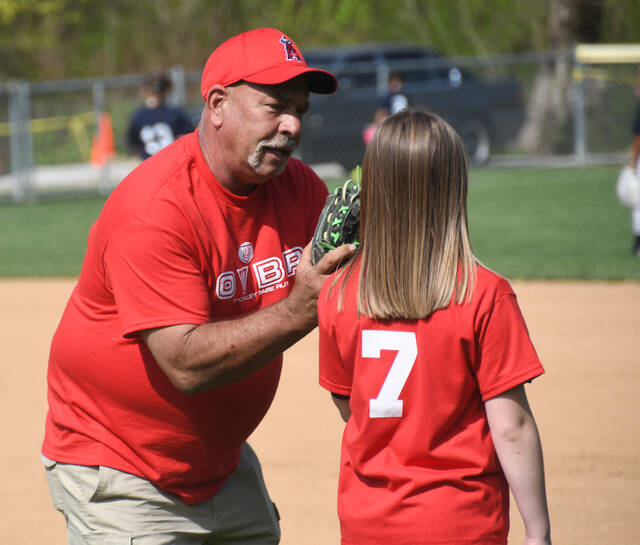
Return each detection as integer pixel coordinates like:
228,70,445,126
127,72,195,160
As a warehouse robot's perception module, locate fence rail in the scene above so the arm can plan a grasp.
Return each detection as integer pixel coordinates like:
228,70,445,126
1,48,637,202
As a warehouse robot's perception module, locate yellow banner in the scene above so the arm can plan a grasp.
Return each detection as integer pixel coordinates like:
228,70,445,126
575,44,640,64
0,111,95,137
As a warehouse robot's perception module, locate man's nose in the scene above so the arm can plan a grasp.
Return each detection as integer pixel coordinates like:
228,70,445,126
279,112,303,139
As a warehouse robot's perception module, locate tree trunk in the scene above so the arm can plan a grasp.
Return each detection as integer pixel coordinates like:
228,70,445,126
519,0,605,154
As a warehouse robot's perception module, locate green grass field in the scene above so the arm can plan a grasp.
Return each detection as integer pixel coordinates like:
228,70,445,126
466,166,639,280
0,165,638,280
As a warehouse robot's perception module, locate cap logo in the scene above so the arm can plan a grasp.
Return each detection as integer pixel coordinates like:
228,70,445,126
279,36,303,62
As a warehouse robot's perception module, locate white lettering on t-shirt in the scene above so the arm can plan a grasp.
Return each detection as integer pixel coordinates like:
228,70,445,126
363,330,418,418
283,247,302,276
216,271,236,300
215,247,303,302
253,257,285,289
237,266,249,294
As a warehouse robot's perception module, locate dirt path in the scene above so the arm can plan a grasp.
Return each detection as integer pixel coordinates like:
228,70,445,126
1,279,638,544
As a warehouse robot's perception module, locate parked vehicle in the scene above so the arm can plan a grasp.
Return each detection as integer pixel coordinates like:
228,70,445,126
298,44,526,168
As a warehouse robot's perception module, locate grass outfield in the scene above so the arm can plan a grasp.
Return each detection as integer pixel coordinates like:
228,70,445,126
0,165,638,280
467,166,639,280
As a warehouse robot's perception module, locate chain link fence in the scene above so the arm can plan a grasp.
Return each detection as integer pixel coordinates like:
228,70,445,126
0,48,637,202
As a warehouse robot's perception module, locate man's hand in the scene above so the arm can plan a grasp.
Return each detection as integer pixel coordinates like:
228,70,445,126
284,241,357,330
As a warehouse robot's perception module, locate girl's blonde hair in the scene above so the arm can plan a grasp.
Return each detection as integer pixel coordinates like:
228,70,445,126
336,109,477,319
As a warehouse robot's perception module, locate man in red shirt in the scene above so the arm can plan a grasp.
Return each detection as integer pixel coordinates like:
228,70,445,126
41,28,353,544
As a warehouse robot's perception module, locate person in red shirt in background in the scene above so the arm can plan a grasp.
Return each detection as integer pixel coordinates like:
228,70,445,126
319,109,552,545
41,28,354,544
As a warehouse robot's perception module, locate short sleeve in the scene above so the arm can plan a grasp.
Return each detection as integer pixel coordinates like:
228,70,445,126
104,224,211,336
474,293,544,401
318,280,353,396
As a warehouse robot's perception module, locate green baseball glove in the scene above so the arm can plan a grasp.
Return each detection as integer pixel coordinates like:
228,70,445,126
311,167,361,266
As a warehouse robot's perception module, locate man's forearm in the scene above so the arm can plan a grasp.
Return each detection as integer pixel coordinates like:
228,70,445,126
182,297,315,391
143,295,316,394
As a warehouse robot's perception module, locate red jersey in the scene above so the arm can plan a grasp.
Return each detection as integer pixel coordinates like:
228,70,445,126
43,131,327,504
318,264,544,545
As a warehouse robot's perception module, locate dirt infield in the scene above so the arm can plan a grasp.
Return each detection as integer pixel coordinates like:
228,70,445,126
1,278,638,544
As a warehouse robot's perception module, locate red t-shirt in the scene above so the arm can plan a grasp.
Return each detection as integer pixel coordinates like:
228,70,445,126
318,264,544,545
42,131,328,504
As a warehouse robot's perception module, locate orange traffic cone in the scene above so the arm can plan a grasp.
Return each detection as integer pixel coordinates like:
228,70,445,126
91,112,115,166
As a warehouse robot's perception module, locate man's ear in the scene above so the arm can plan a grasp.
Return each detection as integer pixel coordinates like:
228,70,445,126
204,85,227,128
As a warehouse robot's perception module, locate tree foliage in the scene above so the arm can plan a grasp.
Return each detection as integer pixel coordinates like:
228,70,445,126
0,0,639,81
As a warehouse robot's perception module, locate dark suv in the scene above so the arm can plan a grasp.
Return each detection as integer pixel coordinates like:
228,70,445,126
298,44,526,168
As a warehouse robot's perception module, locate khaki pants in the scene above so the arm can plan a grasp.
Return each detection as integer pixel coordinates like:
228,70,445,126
42,443,280,545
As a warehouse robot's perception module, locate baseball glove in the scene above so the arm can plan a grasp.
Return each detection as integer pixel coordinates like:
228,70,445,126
311,168,361,266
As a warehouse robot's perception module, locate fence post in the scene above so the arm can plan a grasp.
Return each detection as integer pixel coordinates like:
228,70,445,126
168,65,187,107
8,80,34,202
572,53,587,165
92,81,112,194
376,64,389,96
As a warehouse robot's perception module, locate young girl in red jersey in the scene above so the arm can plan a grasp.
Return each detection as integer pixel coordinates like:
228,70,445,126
318,110,552,545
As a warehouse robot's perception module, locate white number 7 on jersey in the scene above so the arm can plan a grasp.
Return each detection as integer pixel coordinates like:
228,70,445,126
362,330,418,418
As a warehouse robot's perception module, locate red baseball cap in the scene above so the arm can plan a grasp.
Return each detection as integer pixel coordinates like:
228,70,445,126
200,28,337,101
